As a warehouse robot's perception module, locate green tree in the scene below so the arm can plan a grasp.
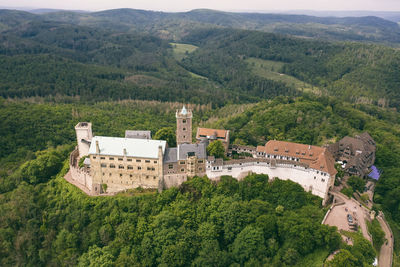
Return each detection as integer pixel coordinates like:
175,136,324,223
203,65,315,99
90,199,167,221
78,246,114,267
154,127,176,147
231,226,267,265
347,176,365,193
207,140,225,158
326,249,358,267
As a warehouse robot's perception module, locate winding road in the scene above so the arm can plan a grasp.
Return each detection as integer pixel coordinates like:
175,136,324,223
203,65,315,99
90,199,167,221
377,212,393,267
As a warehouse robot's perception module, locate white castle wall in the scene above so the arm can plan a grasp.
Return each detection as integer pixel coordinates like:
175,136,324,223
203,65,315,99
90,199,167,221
206,161,332,202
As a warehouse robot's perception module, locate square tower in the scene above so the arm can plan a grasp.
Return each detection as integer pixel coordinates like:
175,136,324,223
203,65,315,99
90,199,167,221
176,106,192,145
75,122,93,158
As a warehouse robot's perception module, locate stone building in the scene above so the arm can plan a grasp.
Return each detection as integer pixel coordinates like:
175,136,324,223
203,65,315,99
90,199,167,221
207,140,337,204
196,128,230,152
162,143,207,187
328,132,376,177
176,106,192,145
69,107,339,204
88,136,166,194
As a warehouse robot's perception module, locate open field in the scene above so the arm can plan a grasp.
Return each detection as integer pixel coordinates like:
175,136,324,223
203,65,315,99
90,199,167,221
245,57,320,93
170,42,199,61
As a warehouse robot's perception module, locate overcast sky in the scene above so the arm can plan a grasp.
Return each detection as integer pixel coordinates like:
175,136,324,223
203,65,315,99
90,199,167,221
1,0,400,12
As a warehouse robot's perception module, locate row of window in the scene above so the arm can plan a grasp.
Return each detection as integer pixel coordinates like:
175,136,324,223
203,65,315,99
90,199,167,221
93,156,157,164
100,164,155,171
101,174,157,180
266,154,300,161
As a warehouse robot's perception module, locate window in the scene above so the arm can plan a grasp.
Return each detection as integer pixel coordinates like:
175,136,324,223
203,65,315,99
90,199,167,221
154,161,157,164
127,158,132,162
128,165,133,170
199,168,203,171
102,173,105,176
120,174,122,177
181,168,184,172
118,165,124,169
93,156,96,159
109,173,112,176
183,119,186,123
145,160,150,163
183,135,186,139
153,176,156,179
130,174,133,177
109,157,114,160
198,160,203,163
101,163,107,168
228,167,232,170
322,179,325,182
180,161,185,165
168,164,173,169
110,164,115,168
136,159,141,163
183,128,186,131
147,167,151,171
138,166,142,170
100,157,105,160
118,158,123,161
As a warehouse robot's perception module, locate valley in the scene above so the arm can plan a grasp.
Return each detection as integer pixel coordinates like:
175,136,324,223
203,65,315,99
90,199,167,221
0,6,400,267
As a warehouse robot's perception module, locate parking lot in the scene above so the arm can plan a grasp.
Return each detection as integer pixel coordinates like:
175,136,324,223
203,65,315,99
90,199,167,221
324,194,371,242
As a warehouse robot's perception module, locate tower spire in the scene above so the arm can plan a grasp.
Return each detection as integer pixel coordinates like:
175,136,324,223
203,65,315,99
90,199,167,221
176,105,192,145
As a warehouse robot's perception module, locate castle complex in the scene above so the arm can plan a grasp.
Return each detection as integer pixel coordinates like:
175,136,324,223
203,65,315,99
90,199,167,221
68,106,375,204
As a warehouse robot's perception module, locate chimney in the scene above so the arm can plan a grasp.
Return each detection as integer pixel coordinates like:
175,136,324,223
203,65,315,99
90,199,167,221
308,145,311,150
96,140,100,154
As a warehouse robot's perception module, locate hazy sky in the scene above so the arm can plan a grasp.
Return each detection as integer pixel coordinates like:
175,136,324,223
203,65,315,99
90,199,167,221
1,0,400,12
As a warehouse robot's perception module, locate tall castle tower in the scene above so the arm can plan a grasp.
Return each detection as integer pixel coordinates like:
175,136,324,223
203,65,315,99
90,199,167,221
176,106,192,145
75,122,93,158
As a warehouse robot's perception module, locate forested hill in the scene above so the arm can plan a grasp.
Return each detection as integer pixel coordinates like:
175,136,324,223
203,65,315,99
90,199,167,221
39,8,400,44
1,96,392,266
181,28,400,109
1,10,400,108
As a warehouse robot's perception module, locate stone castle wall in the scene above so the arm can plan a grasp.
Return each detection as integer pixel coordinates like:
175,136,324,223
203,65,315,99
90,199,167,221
69,149,94,193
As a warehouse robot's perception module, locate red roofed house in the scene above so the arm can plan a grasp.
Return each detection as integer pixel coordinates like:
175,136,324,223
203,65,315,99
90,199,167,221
196,128,230,152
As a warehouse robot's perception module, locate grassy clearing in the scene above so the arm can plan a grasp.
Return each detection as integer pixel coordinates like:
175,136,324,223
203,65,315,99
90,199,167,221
170,42,199,61
245,57,320,94
294,248,330,267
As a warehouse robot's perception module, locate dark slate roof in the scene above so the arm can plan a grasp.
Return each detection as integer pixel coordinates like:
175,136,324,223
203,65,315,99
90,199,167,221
164,148,177,163
178,143,207,160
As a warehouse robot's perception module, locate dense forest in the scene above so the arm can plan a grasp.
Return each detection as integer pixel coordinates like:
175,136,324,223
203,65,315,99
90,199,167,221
0,96,399,265
1,7,400,266
0,141,373,266
0,10,400,108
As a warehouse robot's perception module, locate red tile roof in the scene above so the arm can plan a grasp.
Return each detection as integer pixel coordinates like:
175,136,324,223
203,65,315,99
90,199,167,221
196,128,229,140
258,140,337,176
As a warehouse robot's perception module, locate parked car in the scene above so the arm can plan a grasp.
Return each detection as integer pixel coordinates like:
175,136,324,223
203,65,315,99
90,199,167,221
347,214,353,224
